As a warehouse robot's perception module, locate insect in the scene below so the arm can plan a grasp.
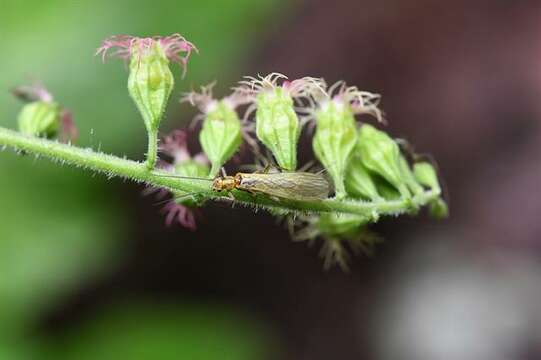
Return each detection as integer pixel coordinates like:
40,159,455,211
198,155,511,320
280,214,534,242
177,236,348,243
158,169,331,201
211,171,330,201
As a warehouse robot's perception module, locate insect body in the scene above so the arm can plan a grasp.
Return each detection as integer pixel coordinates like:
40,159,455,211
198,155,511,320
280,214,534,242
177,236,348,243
212,172,330,201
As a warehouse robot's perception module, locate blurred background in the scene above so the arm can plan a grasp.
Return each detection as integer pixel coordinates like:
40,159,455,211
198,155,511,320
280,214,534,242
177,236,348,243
1,0,541,359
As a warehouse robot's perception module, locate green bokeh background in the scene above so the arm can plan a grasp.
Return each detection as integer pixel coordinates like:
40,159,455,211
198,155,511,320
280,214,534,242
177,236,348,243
0,0,285,357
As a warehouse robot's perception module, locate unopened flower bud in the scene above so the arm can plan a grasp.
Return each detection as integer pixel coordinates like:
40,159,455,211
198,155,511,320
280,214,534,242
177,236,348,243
182,84,244,176
412,162,448,218
429,197,449,219
309,81,382,199
345,157,381,200
17,101,60,138
376,181,401,200
398,155,424,196
237,73,323,171
256,87,298,170
128,41,174,133
356,124,410,198
312,99,357,198
12,83,77,143
97,34,196,169
413,161,441,191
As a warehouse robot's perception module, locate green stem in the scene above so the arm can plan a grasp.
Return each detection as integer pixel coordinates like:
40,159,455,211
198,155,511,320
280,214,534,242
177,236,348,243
209,163,221,178
146,129,158,170
0,126,440,218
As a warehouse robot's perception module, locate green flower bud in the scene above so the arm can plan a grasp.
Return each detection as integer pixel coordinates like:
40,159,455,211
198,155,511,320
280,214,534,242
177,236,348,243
128,43,174,170
12,84,79,144
399,155,424,196
97,34,196,169
309,81,383,199
313,100,358,198
429,197,449,219
356,124,410,198
255,85,299,170
376,181,402,200
127,41,174,133
182,84,244,177
412,162,448,218
238,74,323,171
345,156,381,200
201,101,242,176
413,162,441,191
17,101,61,138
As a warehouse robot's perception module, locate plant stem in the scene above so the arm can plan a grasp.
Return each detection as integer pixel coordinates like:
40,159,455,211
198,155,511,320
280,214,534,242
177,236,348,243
0,126,440,218
146,129,158,170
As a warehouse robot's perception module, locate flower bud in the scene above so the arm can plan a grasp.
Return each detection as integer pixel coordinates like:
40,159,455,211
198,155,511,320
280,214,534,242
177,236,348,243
201,101,242,175
12,83,77,143
97,34,196,169
356,124,410,198
376,181,402,200
413,161,441,191
412,162,448,218
312,100,358,198
17,101,61,138
429,198,449,219
398,155,424,196
345,157,381,200
98,34,196,130
309,81,382,199
237,73,323,171
127,41,174,133
255,85,298,170
182,84,244,177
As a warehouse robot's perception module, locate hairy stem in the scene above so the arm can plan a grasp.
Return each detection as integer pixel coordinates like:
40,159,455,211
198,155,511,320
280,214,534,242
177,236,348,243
146,129,158,170
0,126,440,218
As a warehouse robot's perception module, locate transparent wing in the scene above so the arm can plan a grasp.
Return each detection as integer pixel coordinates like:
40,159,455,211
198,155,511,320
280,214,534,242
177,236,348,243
240,172,330,200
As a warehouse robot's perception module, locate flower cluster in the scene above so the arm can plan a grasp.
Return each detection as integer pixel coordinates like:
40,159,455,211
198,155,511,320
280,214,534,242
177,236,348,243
174,71,446,268
7,34,447,270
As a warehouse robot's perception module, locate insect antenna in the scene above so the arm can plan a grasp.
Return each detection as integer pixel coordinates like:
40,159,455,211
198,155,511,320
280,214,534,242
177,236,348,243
152,191,210,207
152,172,214,182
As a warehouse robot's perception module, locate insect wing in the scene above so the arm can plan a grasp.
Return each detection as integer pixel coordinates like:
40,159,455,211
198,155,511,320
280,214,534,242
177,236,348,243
238,172,330,200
